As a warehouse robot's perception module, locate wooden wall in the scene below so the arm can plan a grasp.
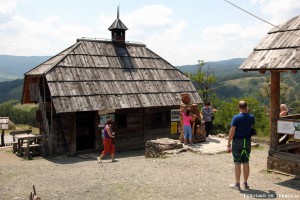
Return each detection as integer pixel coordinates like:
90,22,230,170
55,106,179,155
97,106,179,151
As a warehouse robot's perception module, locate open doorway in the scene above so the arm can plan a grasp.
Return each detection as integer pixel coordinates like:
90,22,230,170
76,111,95,151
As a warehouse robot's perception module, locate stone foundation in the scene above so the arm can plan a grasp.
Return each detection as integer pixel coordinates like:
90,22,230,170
145,138,183,158
267,155,300,176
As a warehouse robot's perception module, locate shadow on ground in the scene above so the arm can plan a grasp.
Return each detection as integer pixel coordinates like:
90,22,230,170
44,148,145,165
275,176,300,191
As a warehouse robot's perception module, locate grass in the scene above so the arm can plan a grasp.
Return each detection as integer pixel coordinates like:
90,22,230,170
14,103,37,112
4,124,39,135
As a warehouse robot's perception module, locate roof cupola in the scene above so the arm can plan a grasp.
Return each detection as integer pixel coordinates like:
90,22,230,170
108,6,128,43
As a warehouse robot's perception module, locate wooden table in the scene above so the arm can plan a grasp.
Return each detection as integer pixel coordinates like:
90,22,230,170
14,134,43,157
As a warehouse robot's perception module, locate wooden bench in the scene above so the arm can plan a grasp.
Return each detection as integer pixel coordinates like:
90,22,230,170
21,143,43,157
10,130,32,153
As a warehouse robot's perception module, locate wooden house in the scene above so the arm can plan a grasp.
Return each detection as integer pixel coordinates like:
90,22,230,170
240,15,300,175
21,12,202,155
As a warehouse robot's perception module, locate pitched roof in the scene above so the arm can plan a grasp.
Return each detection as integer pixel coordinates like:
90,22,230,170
240,15,300,71
25,38,202,113
108,18,128,30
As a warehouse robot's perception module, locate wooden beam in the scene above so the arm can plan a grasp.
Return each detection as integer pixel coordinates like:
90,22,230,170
277,142,300,151
269,71,280,151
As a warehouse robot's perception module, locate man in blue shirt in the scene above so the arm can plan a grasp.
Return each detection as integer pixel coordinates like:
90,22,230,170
227,100,254,191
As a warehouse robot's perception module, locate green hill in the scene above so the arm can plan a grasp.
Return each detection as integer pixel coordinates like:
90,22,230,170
177,58,254,81
0,79,23,103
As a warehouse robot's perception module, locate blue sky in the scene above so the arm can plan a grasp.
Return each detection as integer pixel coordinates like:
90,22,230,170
0,0,299,66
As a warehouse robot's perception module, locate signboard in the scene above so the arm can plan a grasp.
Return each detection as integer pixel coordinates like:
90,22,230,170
294,122,300,139
277,120,295,134
0,117,9,130
171,109,180,122
171,122,178,134
99,114,115,127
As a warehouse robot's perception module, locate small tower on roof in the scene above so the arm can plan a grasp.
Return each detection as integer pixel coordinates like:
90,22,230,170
108,6,128,43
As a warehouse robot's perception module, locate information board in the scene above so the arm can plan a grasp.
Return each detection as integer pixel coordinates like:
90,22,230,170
0,117,9,130
277,120,295,134
171,109,180,122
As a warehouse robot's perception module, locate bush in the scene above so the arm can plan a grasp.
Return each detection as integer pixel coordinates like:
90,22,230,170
0,100,37,127
211,98,269,136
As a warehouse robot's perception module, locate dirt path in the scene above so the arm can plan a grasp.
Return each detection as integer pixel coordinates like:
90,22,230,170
0,144,299,200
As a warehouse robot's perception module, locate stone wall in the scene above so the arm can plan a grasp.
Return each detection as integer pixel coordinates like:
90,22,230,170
267,155,300,176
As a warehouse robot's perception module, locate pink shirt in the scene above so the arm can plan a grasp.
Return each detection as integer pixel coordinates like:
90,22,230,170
182,112,192,126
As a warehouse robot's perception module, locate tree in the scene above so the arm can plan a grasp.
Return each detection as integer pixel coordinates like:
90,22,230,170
213,97,269,136
187,60,217,103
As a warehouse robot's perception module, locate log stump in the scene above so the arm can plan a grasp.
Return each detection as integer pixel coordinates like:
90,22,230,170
145,138,183,158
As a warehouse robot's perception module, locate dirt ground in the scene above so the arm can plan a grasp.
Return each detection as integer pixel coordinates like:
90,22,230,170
0,144,299,200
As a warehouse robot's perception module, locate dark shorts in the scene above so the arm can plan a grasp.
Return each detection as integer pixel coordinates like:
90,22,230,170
232,138,251,164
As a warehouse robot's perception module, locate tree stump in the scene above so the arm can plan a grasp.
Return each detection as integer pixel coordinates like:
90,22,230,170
145,138,183,158
193,122,206,143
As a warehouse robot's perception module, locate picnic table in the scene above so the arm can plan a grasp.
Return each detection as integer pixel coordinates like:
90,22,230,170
14,134,43,157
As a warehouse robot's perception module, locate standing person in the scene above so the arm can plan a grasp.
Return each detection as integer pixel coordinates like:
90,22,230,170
182,109,194,145
201,102,214,138
97,119,118,163
227,101,254,190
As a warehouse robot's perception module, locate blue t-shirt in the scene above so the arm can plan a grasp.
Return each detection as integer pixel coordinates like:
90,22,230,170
230,113,254,139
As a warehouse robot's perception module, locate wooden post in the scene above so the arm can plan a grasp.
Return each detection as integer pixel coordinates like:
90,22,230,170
269,71,280,152
1,129,4,146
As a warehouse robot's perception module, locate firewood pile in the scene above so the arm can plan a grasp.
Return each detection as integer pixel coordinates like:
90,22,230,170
145,138,183,158
29,185,41,200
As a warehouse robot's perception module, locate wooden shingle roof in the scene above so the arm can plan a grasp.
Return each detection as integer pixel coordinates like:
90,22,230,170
240,15,300,71
25,39,202,113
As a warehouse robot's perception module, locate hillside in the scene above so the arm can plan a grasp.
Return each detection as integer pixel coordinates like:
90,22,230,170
177,58,258,81
0,55,50,81
0,79,23,103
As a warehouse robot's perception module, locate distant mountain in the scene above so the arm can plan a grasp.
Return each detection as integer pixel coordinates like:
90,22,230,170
0,55,51,81
176,58,256,80
0,79,23,103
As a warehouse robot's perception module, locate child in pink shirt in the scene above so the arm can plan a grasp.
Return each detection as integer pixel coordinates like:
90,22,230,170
182,109,193,145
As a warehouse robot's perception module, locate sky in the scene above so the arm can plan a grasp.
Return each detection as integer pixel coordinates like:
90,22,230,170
0,0,299,66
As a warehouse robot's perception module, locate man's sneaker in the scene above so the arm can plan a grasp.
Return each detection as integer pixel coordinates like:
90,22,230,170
243,182,250,190
111,159,118,162
97,157,102,163
229,183,241,191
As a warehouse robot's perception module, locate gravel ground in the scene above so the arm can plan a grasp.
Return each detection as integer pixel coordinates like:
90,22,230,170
0,144,299,200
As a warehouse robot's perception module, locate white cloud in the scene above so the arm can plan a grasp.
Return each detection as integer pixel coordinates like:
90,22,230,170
0,0,17,15
0,15,92,56
253,0,300,24
191,22,270,62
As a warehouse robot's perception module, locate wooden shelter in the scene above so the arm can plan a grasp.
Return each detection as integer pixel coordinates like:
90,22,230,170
21,11,202,156
240,15,300,175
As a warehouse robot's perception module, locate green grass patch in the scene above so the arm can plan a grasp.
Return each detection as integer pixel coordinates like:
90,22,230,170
14,103,37,112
